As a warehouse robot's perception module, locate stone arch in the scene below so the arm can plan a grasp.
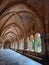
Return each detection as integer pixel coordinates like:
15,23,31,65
1,23,24,38
0,4,44,35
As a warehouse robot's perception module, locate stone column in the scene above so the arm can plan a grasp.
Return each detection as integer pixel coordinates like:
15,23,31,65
41,33,49,65
24,38,28,50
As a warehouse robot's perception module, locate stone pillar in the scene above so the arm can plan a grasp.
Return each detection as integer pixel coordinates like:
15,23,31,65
47,33,49,52
41,33,49,65
14,41,18,51
24,38,28,50
18,39,24,50
17,40,19,50
0,37,3,49
41,33,47,53
27,37,30,50
2,41,4,49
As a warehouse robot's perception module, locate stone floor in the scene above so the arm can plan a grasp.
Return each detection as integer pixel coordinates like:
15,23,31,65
0,49,42,65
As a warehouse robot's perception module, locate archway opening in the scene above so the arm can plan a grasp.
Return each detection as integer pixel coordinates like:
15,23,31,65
4,40,11,49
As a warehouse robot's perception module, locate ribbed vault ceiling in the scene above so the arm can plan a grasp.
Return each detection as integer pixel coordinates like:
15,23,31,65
0,0,46,43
